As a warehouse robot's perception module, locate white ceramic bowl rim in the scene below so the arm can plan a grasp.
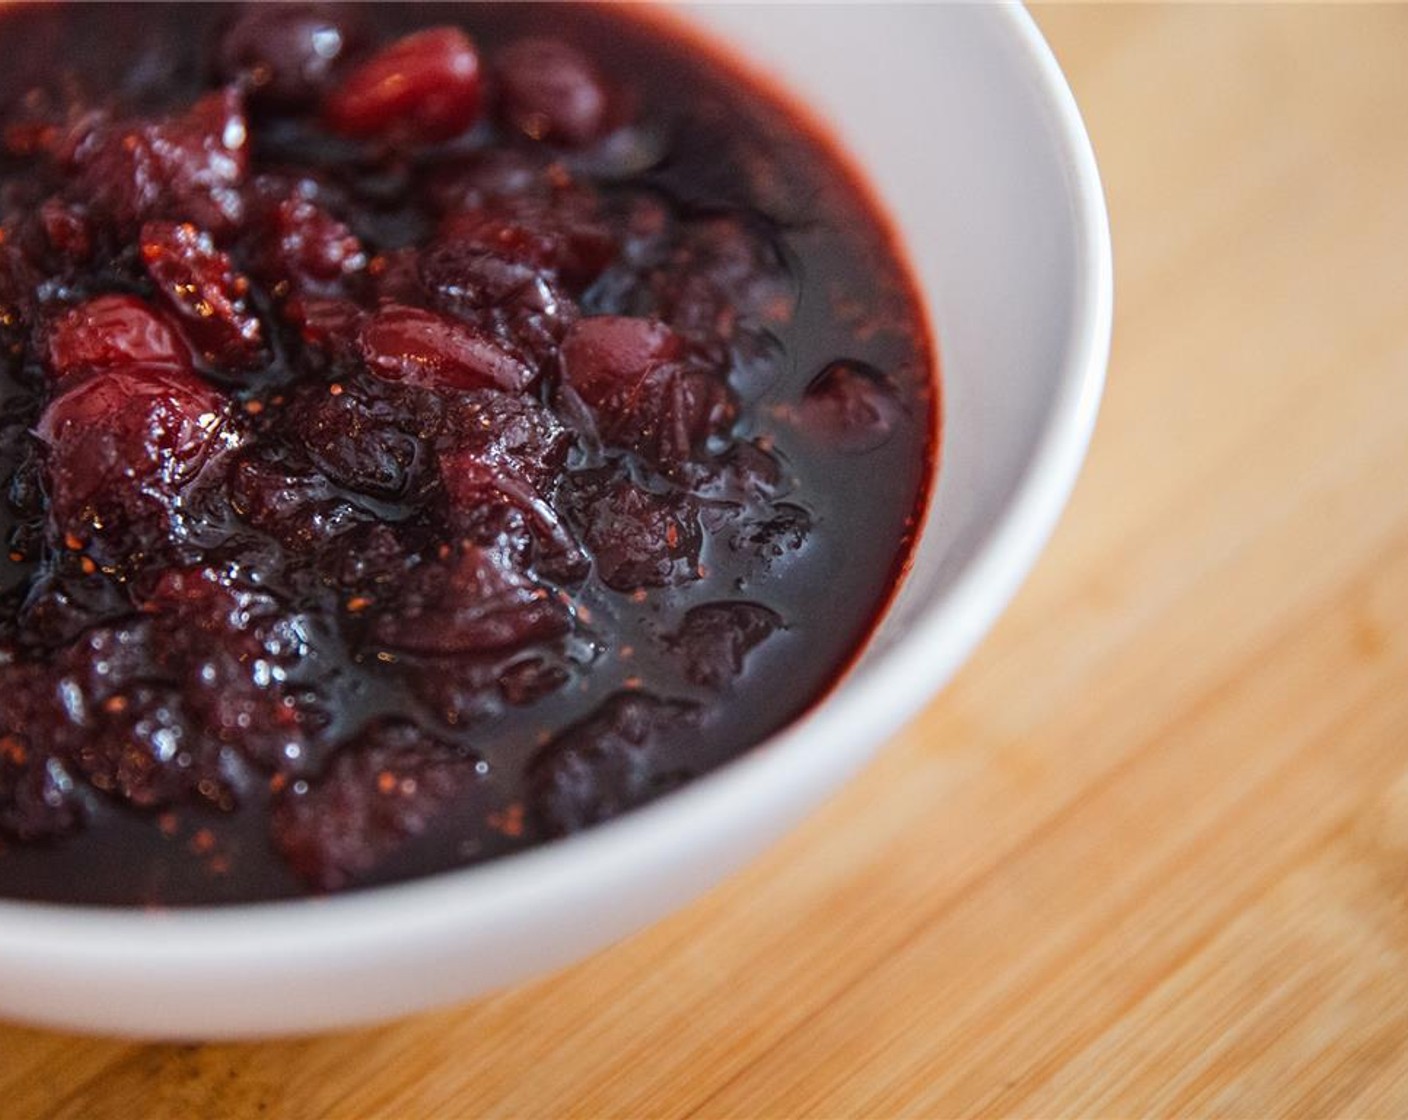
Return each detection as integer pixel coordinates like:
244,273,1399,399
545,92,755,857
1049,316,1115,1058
0,5,1111,981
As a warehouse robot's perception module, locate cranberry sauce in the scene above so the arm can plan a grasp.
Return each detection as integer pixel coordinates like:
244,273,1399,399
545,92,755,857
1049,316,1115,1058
0,3,935,904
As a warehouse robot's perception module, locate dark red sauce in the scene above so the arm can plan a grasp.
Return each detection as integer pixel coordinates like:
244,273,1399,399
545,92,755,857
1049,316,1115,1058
0,3,935,905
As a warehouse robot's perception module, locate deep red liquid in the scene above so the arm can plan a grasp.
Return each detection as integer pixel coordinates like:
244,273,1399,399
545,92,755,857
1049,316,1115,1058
0,2,935,905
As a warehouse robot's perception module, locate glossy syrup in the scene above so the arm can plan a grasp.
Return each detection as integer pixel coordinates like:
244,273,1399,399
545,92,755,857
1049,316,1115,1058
0,2,935,904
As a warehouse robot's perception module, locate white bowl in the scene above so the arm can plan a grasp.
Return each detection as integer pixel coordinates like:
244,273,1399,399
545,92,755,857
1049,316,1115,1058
0,3,1110,1038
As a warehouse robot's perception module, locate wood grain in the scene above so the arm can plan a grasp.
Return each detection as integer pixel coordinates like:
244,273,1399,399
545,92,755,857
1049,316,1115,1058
6,5,1408,1116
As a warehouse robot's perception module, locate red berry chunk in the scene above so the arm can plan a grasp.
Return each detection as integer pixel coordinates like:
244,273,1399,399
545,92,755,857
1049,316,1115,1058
217,4,357,107
256,189,366,292
439,190,615,291
294,387,426,500
282,295,365,368
271,719,486,891
38,199,94,264
667,602,781,689
652,215,796,340
495,38,611,147
574,470,703,591
419,240,573,364
0,666,84,841
137,566,312,770
0,744,83,842
439,449,587,584
65,681,228,811
528,692,698,835
560,316,734,470
358,304,534,394
324,27,482,145
45,294,192,382
63,87,250,236
441,390,574,493
796,359,903,453
371,544,570,657
230,455,365,551
36,365,232,557
140,221,266,373
48,565,314,811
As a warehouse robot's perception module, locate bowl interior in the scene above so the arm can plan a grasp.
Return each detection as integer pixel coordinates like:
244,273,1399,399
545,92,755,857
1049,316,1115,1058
0,4,1109,1039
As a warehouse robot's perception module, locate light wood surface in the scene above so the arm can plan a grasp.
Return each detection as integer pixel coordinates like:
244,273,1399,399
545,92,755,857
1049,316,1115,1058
7,5,1408,1116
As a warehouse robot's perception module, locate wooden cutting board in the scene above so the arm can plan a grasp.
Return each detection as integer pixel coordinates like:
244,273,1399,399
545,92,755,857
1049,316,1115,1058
7,5,1408,1115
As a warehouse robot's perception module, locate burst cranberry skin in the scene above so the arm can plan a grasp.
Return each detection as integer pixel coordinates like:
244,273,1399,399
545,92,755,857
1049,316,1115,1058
253,189,366,293
652,215,796,340
0,665,84,841
419,240,573,363
528,692,698,835
62,88,250,236
439,449,588,583
45,295,192,382
440,391,573,493
439,194,615,291
138,566,312,770
217,4,357,107
358,304,534,394
574,471,703,591
230,454,365,550
371,544,570,657
495,38,611,147
36,365,231,556
294,387,426,500
797,359,903,453
668,602,781,689
271,719,486,891
0,746,83,842
283,295,364,366
323,27,482,145
38,199,94,264
560,315,735,470
140,221,266,374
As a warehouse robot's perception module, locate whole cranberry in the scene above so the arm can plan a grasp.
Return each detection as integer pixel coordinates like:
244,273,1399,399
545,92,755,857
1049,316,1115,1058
323,27,482,145
495,38,611,147
36,365,232,554
359,304,534,394
217,4,357,107
45,294,192,382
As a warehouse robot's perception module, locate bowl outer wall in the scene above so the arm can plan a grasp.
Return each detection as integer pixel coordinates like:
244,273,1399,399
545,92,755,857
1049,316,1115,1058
0,2,1112,1038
